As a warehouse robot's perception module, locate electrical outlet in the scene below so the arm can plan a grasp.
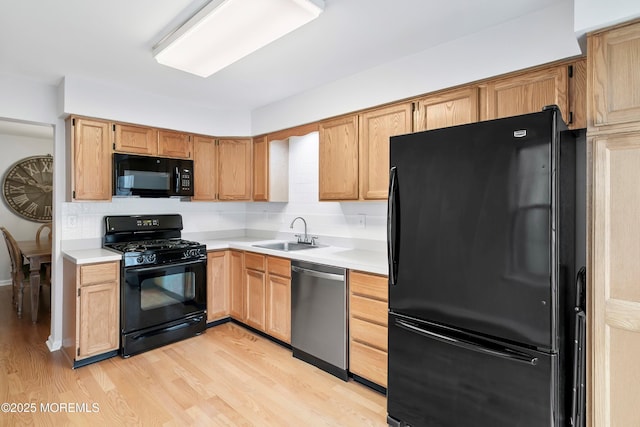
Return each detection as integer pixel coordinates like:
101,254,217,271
67,215,77,228
357,214,366,228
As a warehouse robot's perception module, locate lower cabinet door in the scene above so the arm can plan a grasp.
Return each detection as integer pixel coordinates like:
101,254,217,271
78,282,119,358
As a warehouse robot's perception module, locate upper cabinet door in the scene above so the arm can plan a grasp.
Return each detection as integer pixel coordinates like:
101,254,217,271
218,138,252,201
114,123,157,155
415,87,479,132
359,103,413,200
589,21,640,130
158,130,192,159
252,136,268,201
319,115,359,200
485,65,569,124
192,135,217,201
70,117,112,201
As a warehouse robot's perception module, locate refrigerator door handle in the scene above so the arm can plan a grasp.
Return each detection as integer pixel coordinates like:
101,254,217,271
388,166,399,286
395,318,539,366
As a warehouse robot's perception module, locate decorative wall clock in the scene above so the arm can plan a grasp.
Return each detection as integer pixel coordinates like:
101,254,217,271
2,155,53,222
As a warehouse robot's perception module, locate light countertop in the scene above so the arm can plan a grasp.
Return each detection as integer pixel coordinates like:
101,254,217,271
62,236,388,276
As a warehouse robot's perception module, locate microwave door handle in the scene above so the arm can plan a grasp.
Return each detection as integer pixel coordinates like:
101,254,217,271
175,166,180,192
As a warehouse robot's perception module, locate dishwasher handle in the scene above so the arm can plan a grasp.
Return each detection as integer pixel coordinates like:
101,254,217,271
291,265,344,281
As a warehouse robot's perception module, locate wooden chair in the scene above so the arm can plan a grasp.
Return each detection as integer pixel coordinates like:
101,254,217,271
36,222,52,244
0,226,49,319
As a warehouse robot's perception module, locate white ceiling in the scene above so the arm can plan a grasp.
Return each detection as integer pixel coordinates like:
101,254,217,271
0,0,560,112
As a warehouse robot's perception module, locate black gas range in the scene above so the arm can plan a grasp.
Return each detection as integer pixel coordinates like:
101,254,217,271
103,214,207,357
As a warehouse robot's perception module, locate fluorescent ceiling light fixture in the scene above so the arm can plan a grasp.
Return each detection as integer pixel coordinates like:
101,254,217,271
153,0,324,77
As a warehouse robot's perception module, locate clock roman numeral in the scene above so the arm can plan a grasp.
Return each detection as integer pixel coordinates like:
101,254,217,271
22,162,40,176
44,206,52,217
12,194,29,207
40,161,52,173
8,184,25,193
10,173,30,184
24,202,38,215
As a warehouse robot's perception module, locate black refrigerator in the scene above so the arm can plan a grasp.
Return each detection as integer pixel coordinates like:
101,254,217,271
386,107,584,427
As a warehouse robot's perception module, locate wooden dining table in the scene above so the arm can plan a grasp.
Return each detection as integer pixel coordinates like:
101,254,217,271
16,239,52,323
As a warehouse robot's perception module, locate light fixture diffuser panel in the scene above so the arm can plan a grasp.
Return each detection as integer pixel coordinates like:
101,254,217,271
153,0,325,77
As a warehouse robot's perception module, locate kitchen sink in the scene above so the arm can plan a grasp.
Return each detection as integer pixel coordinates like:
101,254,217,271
252,241,325,252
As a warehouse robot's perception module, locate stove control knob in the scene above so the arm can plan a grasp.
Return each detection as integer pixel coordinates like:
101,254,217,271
145,254,157,264
136,256,144,264
184,249,199,258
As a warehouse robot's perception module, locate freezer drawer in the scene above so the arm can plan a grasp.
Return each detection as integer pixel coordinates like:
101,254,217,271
387,314,562,427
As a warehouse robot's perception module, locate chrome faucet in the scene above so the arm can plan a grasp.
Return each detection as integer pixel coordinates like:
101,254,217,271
290,216,315,244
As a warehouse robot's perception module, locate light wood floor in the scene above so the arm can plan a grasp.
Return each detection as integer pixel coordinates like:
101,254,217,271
0,286,387,426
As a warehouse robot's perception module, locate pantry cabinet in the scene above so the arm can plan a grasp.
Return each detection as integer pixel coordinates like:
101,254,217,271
67,116,112,201
588,20,640,427
62,259,120,367
589,24,640,132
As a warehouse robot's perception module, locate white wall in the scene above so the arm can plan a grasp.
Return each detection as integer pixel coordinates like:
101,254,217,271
574,0,640,35
0,131,54,284
251,1,582,134
245,133,387,251
62,75,252,136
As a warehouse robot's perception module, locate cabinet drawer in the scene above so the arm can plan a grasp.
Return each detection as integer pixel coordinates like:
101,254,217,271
350,340,387,387
244,252,265,271
350,317,387,352
350,294,387,326
350,271,388,301
80,262,118,285
267,256,290,278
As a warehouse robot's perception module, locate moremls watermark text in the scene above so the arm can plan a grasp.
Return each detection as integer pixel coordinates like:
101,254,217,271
1,402,100,413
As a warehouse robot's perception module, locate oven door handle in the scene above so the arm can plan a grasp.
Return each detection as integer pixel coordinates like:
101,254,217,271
125,258,205,274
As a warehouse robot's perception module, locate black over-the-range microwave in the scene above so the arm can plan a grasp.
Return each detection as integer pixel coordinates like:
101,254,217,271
113,153,194,197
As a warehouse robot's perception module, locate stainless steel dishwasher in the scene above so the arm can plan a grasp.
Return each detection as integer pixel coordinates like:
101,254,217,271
291,260,348,381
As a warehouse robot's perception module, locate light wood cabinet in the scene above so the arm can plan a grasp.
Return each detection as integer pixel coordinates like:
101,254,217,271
207,250,229,322
67,117,112,201
158,130,192,159
241,252,291,343
589,23,640,132
218,138,252,201
252,136,268,201
253,136,289,202
62,259,120,367
359,103,413,200
414,87,479,131
229,250,245,320
192,135,218,201
266,257,291,343
484,65,569,124
113,123,157,155
244,252,266,330
319,115,359,200
348,270,388,387
588,20,640,427
192,137,252,201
